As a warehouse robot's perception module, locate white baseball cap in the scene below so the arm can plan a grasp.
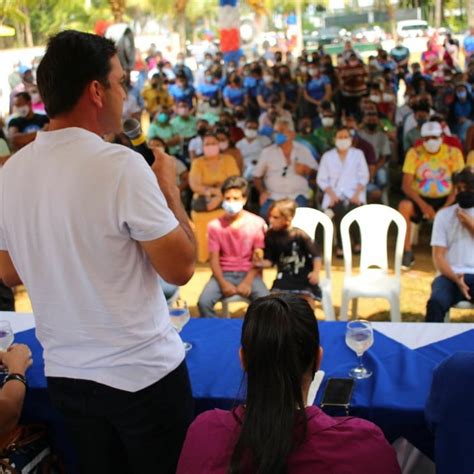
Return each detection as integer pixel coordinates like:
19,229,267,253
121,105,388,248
421,121,442,138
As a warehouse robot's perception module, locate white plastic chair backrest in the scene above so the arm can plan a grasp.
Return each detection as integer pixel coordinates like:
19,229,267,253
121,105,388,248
292,207,334,280
340,204,406,277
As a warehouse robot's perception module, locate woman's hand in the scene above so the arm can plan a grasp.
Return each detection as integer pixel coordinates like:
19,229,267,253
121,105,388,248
0,344,32,375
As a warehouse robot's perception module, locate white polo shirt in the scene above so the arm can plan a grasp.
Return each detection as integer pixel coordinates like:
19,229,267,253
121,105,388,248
0,128,184,392
253,141,317,200
431,204,474,274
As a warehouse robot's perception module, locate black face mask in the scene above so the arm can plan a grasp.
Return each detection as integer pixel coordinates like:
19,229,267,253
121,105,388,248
456,191,474,209
365,123,378,131
197,127,207,136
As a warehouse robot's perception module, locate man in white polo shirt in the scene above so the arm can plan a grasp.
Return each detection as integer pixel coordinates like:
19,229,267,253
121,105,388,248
426,166,474,322
0,30,196,473
253,118,317,219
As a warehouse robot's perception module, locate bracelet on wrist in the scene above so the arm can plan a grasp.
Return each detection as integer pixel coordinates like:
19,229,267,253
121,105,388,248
3,373,27,388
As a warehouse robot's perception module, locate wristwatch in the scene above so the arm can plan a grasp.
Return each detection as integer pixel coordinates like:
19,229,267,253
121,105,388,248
3,373,27,388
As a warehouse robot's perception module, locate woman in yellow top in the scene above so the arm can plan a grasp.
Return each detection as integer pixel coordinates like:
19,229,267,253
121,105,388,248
189,133,240,212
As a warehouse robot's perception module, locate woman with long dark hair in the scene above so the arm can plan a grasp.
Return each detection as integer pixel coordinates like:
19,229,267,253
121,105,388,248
177,294,400,474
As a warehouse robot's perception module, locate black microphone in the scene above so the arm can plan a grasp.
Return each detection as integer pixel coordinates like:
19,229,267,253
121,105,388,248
123,118,155,166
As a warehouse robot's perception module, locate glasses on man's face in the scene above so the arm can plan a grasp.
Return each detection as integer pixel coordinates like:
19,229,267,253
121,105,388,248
282,165,288,177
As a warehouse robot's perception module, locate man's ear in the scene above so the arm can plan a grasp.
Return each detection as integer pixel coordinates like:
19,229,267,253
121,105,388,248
88,80,105,109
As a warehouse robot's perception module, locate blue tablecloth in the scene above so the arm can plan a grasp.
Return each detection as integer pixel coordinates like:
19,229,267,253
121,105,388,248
15,319,474,468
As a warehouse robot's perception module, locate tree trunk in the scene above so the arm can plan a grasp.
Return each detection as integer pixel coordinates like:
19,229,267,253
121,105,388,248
434,0,442,28
178,11,186,52
23,10,34,47
468,0,474,27
295,0,303,56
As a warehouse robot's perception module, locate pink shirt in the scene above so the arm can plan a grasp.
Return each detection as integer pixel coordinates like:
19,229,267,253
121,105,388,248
207,211,266,272
177,406,401,474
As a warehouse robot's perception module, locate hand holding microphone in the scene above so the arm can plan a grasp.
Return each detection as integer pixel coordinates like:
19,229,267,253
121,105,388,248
123,118,155,166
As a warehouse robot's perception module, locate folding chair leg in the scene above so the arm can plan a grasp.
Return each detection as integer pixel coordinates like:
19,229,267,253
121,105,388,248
389,294,402,322
340,291,350,321
221,301,230,318
321,288,335,321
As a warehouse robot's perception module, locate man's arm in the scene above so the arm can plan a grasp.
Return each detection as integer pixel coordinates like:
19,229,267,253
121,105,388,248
401,173,435,219
8,127,37,150
433,246,471,300
139,150,196,286
0,251,22,287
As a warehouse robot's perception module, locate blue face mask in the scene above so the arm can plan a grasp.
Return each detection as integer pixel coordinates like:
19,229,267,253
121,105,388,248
206,75,213,83
157,113,169,123
274,132,288,146
457,90,467,100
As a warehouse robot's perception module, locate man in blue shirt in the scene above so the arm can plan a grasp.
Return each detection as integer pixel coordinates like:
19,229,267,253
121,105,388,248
426,352,474,474
463,27,474,66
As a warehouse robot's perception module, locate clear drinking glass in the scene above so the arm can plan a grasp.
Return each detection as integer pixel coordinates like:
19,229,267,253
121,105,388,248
0,320,14,374
168,299,192,352
345,320,374,379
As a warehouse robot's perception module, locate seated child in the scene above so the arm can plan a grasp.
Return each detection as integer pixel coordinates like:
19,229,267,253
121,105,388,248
198,176,269,317
254,199,322,307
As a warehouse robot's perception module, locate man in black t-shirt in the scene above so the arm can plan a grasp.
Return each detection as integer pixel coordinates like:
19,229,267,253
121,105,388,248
8,92,49,151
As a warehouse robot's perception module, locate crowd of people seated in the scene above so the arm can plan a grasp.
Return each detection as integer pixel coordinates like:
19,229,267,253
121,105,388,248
2,31,474,321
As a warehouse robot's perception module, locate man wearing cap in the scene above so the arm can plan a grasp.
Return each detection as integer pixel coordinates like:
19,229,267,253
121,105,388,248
398,121,464,269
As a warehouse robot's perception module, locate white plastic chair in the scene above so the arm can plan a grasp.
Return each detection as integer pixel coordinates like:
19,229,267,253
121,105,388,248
292,207,336,320
339,204,406,322
220,295,250,318
445,301,474,322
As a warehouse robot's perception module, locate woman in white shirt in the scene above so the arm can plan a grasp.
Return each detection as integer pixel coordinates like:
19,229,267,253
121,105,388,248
316,127,370,257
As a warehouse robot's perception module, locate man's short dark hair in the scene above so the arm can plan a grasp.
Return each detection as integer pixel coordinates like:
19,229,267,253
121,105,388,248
453,167,474,191
15,92,31,103
37,30,117,118
221,176,249,198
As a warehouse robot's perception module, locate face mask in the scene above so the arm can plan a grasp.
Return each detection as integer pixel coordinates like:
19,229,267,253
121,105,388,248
423,137,442,154
365,122,378,131
263,75,273,84
245,128,258,139
206,75,213,83
203,144,220,157
222,200,244,215
456,191,474,209
304,127,312,134
309,68,319,76
16,105,30,118
370,94,381,103
417,118,427,127
204,59,213,68
219,141,229,151
321,117,334,128
157,112,169,124
197,126,207,136
177,59,184,66
31,93,41,103
274,132,288,146
335,138,352,151
349,129,356,137
457,90,467,100
383,93,394,102
177,107,188,117
300,66,307,73
227,67,235,74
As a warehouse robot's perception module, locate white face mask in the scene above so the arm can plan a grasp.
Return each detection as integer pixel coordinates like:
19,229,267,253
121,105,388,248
16,105,30,118
423,137,442,154
245,128,258,139
383,93,394,102
300,66,308,73
370,94,381,103
335,138,352,151
203,144,220,157
263,75,273,84
222,200,244,215
321,117,334,128
218,141,229,151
